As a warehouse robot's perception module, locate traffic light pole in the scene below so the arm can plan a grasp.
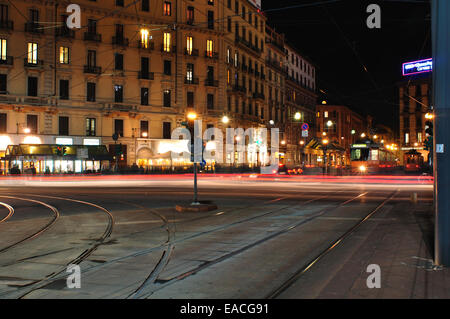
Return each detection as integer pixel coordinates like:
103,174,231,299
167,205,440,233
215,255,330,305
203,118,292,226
432,0,450,266
193,162,199,205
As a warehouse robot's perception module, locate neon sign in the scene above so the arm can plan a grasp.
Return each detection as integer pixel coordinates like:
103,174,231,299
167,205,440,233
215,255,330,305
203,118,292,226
402,58,433,76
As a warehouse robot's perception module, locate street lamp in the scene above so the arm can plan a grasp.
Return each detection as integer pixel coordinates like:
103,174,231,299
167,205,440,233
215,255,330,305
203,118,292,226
16,123,30,134
361,133,366,138
294,112,301,121
184,111,200,205
425,113,434,120
322,138,329,175
269,120,275,125
221,115,230,124
326,120,333,127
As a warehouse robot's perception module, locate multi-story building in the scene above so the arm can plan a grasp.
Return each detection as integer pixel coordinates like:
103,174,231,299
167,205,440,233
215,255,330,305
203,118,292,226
315,104,365,167
284,43,317,166
0,0,277,173
398,72,432,163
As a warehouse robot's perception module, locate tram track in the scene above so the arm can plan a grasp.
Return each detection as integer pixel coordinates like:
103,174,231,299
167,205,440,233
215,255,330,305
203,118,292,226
0,202,14,224
0,195,60,255
132,191,371,298
265,190,400,299
0,193,115,299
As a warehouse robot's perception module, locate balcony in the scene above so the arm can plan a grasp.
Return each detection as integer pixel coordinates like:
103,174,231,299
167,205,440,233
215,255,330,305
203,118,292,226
0,20,13,31
55,27,75,38
205,51,219,60
25,22,43,34
185,77,199,85
160,45,177,53
112,36,129,47
0,56,13,66
253,92,265,100
231,85,246,94
24,58,44,68
138,71,154,80
84,32,102,42
204,79,219,87
84,65,102,74
235,35,261,56
138,41,154,50
184,48,199,57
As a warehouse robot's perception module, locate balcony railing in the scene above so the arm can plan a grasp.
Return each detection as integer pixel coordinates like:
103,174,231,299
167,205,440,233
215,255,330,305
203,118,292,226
84,32,102,42
83,65,102,74
138,71,154,80
253,92,265,100
161,45,177,53
55,27,75,38
235,35,262,55
232,85,246,93
0,20,13,31
112,36,129,47
205,51,219,59
204,79,219,87
138,41,154,50
24,58,44,67
0,56,13,66
25,22,43,34
184,48,199,57
185,77,199,85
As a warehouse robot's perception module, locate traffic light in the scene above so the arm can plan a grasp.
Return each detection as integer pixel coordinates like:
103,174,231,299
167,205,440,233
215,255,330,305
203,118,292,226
424,121,434,152
62,146,68,156
425,120,433,136
114,143,123,156
56,146,62,156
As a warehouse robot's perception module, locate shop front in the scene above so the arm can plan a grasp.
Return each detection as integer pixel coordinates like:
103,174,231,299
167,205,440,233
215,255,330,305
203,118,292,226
5,144,112,174
136,139,191,171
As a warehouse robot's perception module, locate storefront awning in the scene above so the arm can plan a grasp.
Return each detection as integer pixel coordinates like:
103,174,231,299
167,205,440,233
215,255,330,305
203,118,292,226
5,144,112,161
305,138,346,153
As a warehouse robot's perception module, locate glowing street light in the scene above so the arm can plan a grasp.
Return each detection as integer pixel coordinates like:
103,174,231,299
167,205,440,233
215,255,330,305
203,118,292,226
294,112,301,120
361,133,366,138
269,120,275,125
425,113,434,120
351,129,356,135
187,112,197,120
326,120,333,127
23,128,31,134
142,131,148,138
281,140,286,145
221,116,230,124
373,135,378,139
322,132,327,136
322,139,329,145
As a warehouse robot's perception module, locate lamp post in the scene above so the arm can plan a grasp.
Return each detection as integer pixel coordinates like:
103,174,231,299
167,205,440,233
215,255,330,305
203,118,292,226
322,138,329,175
186,111,199,205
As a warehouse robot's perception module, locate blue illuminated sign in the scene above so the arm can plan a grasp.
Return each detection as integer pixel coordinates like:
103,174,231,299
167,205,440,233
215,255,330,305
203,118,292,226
402,58,433,76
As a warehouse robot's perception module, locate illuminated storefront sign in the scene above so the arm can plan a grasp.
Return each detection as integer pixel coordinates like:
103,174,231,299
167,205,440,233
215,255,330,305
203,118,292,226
55,137,73,145
247,0,261,10
83,138,100,146
352,144,368,148
402,58,433,76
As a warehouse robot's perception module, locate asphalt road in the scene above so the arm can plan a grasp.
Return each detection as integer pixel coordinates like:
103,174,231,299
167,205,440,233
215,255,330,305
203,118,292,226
0,177,433,299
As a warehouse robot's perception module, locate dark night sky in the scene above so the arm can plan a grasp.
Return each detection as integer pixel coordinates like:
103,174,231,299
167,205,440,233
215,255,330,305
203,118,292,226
262,0,431,135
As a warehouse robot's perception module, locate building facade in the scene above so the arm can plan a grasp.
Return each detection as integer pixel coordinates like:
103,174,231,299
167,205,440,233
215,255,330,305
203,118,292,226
0,0,318,173
398,74,432,164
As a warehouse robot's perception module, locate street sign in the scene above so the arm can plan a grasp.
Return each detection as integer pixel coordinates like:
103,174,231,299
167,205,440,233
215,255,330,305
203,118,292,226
302,130,309,137
301,123,309,131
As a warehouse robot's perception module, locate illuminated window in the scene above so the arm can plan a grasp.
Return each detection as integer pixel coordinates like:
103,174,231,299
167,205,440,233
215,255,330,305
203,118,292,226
324,111,328,118
27,42,38,64
234,52,238,67
187,6,194,24
140,29,150,48
163,32,171,52
59,46,69,64
405,133,409,144
227,48,230,63
163,1,171,16
206,39,213,57
186,36,193,55
227,69,230,84
0,39,6,61
418,132,423,143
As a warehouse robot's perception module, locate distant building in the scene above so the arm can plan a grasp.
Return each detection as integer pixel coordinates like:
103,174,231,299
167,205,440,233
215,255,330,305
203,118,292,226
397,60,432,164
315,105,365,167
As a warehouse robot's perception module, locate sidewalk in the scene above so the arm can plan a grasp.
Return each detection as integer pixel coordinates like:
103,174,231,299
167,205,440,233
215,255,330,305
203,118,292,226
279,197,450,299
